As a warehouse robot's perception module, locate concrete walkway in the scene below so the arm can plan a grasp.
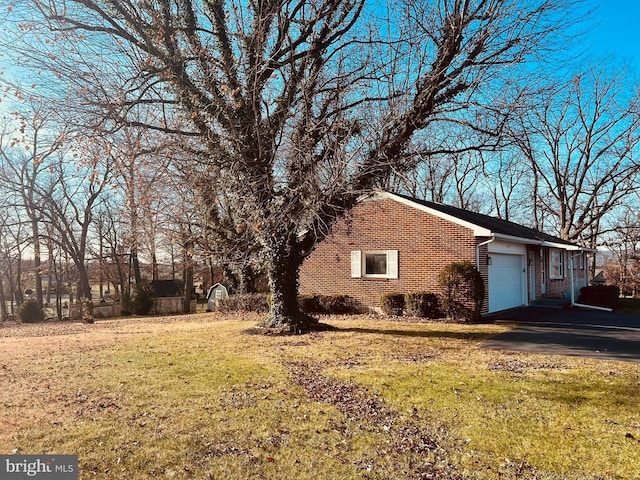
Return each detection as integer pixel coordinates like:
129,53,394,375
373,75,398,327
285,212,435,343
481,306,640,363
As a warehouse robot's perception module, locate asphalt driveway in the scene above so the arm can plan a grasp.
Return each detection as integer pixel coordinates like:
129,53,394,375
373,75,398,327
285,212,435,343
481,307,640,363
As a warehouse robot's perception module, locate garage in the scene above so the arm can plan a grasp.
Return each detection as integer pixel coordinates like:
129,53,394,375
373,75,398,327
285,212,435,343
488,253,525,312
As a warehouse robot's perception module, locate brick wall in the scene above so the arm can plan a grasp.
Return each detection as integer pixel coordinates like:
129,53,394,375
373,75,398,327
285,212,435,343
299,197,479,312
543,249,589,299
523,246,588,301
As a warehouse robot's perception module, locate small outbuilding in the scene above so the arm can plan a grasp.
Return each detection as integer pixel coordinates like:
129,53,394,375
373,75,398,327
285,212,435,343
151,280,185,314
206,283,229,311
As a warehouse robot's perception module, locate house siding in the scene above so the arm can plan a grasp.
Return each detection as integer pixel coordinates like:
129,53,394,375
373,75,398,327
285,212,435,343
299,197,478,312
300,194,589,314
544,249,589,299
521,246,588,302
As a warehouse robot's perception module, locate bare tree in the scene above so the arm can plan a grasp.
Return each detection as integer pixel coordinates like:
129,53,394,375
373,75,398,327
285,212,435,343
93,200,130,298
0,107,68,307
0,202,27,320
389,150,488,211
37,137,116,302
509,66,640,246
387,152,455,204
160,160,208,311
603,198,640,296
604,240,640,297
106,126,174,288
10,0,583,331
482,150,530,221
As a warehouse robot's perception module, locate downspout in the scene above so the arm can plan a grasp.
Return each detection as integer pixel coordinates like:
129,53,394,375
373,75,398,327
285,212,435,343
569,251,612,312
476,236,496,270
476,236,496,315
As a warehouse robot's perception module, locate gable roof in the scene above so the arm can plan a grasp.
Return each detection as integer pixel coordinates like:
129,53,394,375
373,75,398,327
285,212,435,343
373,191,586,251
151,279,185,297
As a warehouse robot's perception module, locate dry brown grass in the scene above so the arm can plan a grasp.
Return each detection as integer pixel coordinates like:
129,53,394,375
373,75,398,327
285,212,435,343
1,313,638,479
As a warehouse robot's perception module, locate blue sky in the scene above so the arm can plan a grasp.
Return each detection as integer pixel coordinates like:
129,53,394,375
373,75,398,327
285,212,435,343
0,0,638,114
584,0,640,70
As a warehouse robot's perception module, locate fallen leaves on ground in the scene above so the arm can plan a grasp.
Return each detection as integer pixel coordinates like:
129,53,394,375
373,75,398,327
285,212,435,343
287,360,462,479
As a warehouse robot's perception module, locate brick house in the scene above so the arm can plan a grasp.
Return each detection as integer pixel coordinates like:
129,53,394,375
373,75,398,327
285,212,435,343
299,191,591,314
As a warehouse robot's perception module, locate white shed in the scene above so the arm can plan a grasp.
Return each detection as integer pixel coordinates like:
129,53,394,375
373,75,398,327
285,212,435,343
206,283,229,311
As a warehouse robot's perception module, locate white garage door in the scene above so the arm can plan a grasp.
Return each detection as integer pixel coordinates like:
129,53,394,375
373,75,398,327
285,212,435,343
488,253,524,312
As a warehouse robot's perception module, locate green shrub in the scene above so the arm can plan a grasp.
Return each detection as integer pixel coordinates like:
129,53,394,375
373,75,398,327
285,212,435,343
120,291,132,316
318,295,354,314
217,293,270,312
298,294,356,314
132,284,155,315
380,293,405,316
218,293,354,315
437,261,485,322
298,294,323,313
578,286,620,309
405,292,441,318
19,299,45,323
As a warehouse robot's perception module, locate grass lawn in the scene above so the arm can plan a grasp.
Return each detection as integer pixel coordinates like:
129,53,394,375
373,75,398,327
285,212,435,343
1,313,639,479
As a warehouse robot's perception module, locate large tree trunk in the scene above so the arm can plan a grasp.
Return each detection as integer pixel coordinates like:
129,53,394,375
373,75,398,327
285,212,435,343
263,241,317,333
131,250,142,285
77,262,92,301
234,264,256,294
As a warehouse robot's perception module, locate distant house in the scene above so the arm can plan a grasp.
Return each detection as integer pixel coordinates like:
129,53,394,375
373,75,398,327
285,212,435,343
299,191,591,314
151,279,186,314
151,280,185,298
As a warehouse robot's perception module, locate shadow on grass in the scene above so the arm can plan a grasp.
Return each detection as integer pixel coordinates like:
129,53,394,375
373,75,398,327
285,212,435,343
334,326,497,342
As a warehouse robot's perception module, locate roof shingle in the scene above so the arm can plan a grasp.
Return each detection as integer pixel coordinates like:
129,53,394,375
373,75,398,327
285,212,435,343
392,192,577,247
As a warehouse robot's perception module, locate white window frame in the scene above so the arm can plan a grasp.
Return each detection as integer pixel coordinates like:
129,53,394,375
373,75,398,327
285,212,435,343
351,250,398,279
549,249,565,279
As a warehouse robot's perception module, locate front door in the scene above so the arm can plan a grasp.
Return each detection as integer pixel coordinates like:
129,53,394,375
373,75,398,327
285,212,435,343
528,250,536,302
540,249,547,295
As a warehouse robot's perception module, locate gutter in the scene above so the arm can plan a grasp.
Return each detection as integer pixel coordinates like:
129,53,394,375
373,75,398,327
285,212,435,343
493,233,593,252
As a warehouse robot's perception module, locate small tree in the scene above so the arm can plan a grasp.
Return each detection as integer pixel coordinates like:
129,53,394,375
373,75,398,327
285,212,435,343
132,284,155,316
19,299,45,323
437,262,485,322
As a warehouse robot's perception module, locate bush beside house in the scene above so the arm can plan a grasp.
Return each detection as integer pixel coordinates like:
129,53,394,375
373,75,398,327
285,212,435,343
380,293,406,316
378,263,485,322
214,293,357,315
405,292,441,318
437,261,485,322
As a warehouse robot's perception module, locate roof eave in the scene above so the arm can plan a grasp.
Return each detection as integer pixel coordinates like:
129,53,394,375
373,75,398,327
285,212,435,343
493,233,589,251
374,191,492,236
371,191,592,252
